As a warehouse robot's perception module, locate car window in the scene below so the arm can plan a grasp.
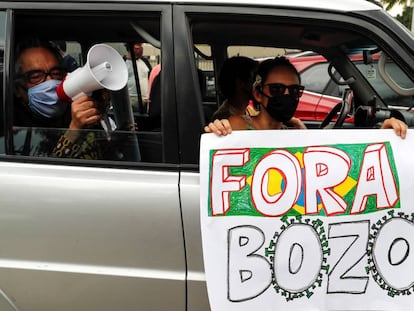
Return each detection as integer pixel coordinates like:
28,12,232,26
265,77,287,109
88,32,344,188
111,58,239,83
300,63,331,94
351,52,414,109
123,42,161,115
194,44,217,123
195,44,214,98
65,41,83,65
228,45,285,58
190,31,347,127
11,11,165,163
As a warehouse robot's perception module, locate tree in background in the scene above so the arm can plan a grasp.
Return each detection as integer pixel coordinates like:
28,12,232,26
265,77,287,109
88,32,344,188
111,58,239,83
395,6,412,28
382,0,408,10
381,0,413,29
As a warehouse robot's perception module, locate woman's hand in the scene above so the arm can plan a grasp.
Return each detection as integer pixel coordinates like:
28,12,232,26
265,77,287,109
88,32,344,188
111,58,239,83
204,119,233,136
381,117,408,139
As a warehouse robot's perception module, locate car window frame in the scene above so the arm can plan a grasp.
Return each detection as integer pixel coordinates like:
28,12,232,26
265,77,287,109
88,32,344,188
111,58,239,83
0,2,180,168
173,2,414,166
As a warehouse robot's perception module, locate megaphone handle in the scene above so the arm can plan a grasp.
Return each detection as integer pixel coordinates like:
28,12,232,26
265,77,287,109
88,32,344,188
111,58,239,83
100,114,113,141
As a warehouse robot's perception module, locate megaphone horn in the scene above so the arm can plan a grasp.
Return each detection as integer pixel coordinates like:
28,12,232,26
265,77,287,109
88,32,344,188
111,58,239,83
57,44,128,102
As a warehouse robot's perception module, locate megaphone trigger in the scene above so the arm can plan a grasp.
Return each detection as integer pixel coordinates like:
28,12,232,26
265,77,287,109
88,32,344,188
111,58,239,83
56,44,128,102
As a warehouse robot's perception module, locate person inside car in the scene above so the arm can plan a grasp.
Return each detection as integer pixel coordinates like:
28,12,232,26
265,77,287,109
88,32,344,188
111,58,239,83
206,56,307,133
14,39,123,159
205,56,408,138
211,56,259,120
51,40,79,73
125,41,152,113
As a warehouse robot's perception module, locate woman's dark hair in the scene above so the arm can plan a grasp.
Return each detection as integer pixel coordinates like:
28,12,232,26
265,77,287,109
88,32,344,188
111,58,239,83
255,56,301,90
218,56,258,99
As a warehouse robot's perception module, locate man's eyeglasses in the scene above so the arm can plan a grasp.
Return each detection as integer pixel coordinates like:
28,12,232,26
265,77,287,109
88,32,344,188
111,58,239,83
263,83,305,99
19,67,66,85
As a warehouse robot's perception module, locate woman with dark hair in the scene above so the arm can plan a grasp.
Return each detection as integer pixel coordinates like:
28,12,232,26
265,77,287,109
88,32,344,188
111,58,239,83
205,56,408,138
206,56,307,133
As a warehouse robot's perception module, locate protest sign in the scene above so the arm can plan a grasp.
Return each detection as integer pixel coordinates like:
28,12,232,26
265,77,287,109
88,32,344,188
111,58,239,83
199,129,414,311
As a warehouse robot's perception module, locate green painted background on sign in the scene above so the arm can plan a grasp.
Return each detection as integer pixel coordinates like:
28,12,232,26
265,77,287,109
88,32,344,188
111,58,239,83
208,142,399,217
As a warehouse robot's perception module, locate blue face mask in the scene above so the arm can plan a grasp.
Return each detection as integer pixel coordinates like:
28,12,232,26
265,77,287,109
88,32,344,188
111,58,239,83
27,79,69,119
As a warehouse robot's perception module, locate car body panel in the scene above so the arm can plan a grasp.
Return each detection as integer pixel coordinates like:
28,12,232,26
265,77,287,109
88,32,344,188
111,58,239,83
180,171,210,311
0,162,184,310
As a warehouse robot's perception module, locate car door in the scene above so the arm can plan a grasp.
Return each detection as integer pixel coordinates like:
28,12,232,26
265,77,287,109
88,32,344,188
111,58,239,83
175,2,414,310
0,3,186,311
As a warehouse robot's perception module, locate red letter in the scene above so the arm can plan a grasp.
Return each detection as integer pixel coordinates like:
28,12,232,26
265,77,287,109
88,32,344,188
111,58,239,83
304,146,351,216
210,149,250,215
251,150,301,216
351,143,398,214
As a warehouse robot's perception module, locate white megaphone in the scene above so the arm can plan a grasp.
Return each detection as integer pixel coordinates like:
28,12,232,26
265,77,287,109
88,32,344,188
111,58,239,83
57,44,128,101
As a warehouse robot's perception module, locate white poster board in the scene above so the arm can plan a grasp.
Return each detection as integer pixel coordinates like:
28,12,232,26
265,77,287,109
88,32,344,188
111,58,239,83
199,129,414,311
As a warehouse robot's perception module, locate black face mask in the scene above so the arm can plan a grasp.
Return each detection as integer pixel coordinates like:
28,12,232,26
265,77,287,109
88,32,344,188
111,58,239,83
264,94,299,122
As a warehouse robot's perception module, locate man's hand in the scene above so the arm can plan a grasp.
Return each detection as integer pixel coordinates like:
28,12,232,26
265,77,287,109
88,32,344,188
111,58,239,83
69,95,101,130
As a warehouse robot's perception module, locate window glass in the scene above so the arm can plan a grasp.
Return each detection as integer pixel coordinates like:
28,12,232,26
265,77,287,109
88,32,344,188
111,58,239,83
13,127,141,161
12,12,162,163
66,41,83,66
228,45,285,59
300,63,331,94
122,42,161,116
195,44,215,100
342,48,414,109
353,55,414,108
194,44,217,123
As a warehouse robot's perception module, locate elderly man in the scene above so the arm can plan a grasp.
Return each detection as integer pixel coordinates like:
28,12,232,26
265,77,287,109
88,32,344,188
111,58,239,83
14,39,102,131
13,39,112,159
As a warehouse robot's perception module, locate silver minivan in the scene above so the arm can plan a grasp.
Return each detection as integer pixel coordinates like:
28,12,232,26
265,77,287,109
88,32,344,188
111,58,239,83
0,0,413,310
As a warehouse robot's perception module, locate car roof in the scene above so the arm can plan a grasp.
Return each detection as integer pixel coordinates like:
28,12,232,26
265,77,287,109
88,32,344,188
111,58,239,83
13,0,385,54
11,0,383,12
166,0,382,12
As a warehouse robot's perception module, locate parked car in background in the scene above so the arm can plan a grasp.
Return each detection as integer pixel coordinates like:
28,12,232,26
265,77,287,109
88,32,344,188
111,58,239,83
288,53,346,126
0,0,413,310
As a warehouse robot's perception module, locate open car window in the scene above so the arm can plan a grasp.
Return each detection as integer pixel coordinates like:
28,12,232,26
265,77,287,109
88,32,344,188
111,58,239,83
186,8,414,141
11,11,164,163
